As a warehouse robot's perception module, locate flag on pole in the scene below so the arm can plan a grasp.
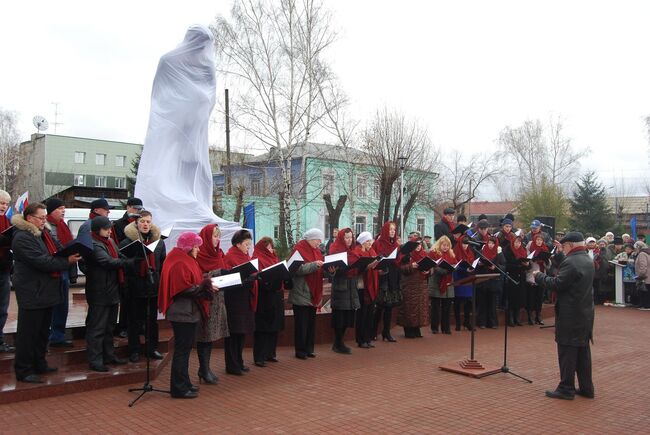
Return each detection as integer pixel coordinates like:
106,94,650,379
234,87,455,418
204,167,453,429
630,217,637,241
14,191,29,214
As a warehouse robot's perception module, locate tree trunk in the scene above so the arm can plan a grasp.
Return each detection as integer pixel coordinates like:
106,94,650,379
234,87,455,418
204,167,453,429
233,185,245,223
278,191,288,249
323,193,348,238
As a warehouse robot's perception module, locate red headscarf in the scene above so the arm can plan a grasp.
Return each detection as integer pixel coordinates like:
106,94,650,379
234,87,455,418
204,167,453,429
429,243,456,293
453,237,475,263
373,221,399,257
196,224,225,273
159,247,209,317
290,239,324,306
529,233,549,256
510,236,528,260
92,232,125,283
47,215,73,245
224,244,259,312
481,237,498,261
252,238,279,270
328,228,359,277
354,244,379,301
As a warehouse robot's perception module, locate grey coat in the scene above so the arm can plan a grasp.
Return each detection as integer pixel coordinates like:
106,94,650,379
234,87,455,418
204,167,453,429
534,249,595,347
635,250,650,285
288,262,321,307
11,215,70,309
428,266,455,299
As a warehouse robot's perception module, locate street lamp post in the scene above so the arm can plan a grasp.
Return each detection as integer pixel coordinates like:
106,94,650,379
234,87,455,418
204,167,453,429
398,156,407,239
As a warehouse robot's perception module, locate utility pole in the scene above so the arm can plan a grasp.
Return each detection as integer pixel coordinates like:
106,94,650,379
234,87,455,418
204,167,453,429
225,89,232,195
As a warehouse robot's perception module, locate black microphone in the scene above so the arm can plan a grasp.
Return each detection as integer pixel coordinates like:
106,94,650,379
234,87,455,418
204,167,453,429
464,239,485,248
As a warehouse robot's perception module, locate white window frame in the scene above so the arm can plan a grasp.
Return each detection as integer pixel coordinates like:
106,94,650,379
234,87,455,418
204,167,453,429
354,215,367,235
74,151,85,164
74,174,85,186
322,170,335,196
115,177,126,189
95,153,106,166
115,155,126,167
416,217,426,236
95,176,107,188
356,175,367,198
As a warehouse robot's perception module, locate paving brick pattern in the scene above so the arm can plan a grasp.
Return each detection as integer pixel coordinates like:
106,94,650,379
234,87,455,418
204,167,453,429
1,306,648,434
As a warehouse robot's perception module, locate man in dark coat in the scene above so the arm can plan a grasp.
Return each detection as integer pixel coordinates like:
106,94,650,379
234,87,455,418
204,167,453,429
534,231,595,400
524,219,554,250
434,208,456,246
111,197,143,338
11,203,81,383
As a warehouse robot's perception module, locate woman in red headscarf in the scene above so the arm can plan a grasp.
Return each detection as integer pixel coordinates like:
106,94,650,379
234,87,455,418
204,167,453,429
222,229,257,376
353,231,380,348
159,231,214,399
397,234,430,338
288,228,326,360
525,233,550,325
452,236,476,331
193,224,229,385
476,236,505,329
504,235,530,327
428,236,456,334
372,221,401,342
328,228,359,354
252,237,286,367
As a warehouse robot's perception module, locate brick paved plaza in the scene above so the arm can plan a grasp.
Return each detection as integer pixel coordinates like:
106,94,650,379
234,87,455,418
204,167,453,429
1,306,648,434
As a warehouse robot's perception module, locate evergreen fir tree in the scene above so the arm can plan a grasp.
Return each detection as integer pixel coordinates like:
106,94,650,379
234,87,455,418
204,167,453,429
569,172,614,235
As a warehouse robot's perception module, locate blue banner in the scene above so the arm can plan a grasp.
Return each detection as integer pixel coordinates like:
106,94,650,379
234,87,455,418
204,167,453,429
630,216,637,241
243,202,256,241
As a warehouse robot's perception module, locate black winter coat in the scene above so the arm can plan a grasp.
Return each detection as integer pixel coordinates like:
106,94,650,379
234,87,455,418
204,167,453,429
85,238,133,306
119,222,166,298
434,219,455,246
10,215,70,309
224,279,256,335
535,249,595,346
255,276,287,332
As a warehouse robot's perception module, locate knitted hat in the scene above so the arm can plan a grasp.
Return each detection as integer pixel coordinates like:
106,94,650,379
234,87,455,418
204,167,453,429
303,228,324,241
46,198,64,215
91,216,112,232
90,198,110,211
501,218,513,226
357,231,373,245
176,231,203,252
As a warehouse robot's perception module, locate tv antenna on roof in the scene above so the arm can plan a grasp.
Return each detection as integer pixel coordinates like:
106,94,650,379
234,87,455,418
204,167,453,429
32,116,49,134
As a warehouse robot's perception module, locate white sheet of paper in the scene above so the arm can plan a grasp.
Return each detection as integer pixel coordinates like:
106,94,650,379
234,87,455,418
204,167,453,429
324,251,348,265
262,260,288,272
385,248,398,260
287,250,304,268
212,273,242,288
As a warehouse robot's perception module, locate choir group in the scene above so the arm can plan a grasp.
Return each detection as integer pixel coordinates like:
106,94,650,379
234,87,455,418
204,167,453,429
0,192,563,399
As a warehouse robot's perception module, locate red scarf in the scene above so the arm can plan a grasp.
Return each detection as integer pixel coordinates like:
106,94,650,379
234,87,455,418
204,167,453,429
453,238,475,263
373,221,399,257
92,232,125,283
328,228,359,277
0,215,10,270
409,245,428,280
158,247,209,317
47,215,73,245
42,229,61,279
429,248,456,293
90,212,118,244
196,224,225,273
138,234,157,278
252,239,279,270
443,215,456,232
290,239,324,306
501,229,515,244
354,245,379,301
481,240,498,261
224,245,259,312
529,234,549,257
510,237,528,260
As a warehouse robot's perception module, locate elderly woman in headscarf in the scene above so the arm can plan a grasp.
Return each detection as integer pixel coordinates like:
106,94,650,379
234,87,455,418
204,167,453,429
354,232,380,348
159,232,216,399
193,224,229,385
288,228,326,360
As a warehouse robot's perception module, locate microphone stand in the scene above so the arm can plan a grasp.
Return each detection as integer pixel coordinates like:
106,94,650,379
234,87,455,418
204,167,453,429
469,243,532,383
128,230,169,407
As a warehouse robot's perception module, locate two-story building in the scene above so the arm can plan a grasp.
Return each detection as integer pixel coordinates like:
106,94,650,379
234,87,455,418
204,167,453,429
213,142,438,243
14,134,142,205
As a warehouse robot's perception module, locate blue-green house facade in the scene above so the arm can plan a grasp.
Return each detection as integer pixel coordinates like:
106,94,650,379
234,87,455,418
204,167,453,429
214,143,437,244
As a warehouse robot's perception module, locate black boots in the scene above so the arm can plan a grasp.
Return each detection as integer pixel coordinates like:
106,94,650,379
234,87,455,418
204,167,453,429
196,342,218,385
527,310,534,325
333,328,352,354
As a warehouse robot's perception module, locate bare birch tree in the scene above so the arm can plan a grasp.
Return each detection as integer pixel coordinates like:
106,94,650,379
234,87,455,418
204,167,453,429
213,0,340,247
0,109,22,195
362,108,438,235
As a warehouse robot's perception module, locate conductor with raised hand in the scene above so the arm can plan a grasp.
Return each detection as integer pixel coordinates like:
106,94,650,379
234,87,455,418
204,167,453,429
533,231,595,400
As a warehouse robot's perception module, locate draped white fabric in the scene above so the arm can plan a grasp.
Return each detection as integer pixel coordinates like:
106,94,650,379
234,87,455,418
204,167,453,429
135,25,240,248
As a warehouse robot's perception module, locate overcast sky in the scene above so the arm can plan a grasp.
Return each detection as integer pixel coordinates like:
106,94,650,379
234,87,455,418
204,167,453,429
2,0,649,198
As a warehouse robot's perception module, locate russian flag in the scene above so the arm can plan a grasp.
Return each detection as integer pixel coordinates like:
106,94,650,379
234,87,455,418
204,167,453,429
14,191,29,214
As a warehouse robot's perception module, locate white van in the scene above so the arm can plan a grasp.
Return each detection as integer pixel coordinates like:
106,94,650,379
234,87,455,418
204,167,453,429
63,208,126,238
